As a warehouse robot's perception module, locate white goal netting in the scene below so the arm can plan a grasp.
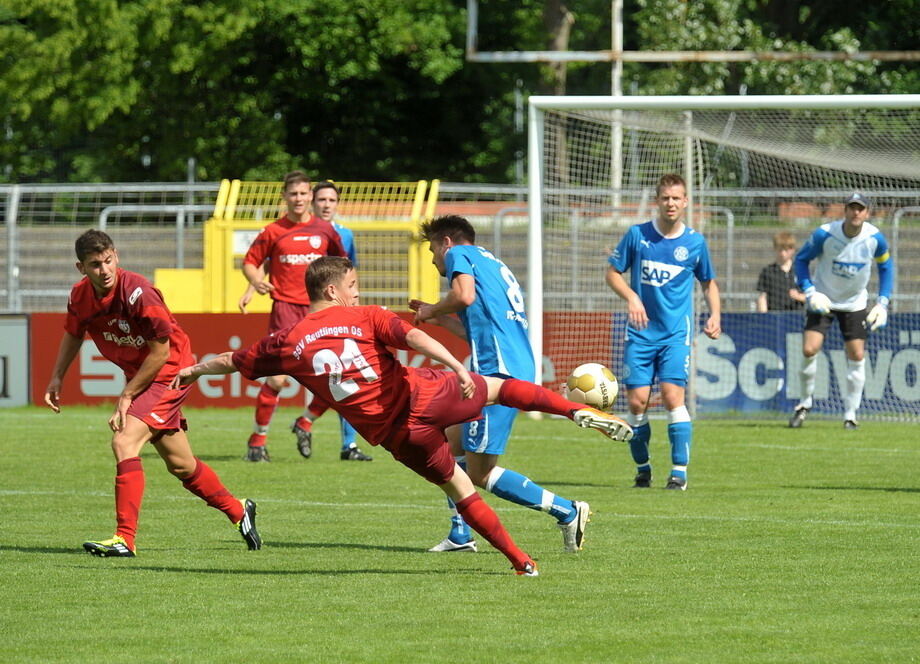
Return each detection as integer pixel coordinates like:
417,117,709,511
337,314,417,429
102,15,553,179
528,96,920,421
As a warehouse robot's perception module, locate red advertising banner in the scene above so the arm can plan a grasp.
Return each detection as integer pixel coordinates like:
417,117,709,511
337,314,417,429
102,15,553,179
30,313,471,408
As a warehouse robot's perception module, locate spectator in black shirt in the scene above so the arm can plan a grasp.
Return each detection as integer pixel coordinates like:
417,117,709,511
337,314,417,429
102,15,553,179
756,232,805,312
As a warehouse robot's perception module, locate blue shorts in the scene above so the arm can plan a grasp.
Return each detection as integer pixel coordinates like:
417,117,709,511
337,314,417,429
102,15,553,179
462,402,518,455
622,341,690,388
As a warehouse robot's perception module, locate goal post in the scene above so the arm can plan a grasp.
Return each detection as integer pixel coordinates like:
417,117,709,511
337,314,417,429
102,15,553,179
528,94,920,420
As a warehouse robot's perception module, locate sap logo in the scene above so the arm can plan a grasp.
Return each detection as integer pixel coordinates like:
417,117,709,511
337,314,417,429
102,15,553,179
832,261,865,278
640,259,684,287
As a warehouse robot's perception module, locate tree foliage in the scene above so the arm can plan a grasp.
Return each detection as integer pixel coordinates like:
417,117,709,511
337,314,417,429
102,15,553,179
0,0,916,183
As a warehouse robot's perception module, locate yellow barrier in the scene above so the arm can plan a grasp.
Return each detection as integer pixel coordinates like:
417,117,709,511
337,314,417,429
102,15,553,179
156,179,441,313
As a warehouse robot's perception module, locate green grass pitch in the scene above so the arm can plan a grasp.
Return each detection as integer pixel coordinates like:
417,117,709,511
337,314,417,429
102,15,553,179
2,405,918,663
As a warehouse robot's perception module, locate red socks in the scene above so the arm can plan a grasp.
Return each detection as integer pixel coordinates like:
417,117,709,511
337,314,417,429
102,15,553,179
497,378,579,419
455,493,530,570
252,383,281,444
114,457,144,551
181,458,244,523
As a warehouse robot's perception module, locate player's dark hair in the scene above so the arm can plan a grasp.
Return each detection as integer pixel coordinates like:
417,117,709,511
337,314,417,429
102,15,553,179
282,170,312,192
75,229,115,261
656,173,686,197
419,215,476,244
307,256,354,300
313,180,340,196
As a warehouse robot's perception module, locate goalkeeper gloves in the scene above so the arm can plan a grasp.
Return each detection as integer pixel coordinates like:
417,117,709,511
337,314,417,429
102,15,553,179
866,297,890,332
804,287,832,315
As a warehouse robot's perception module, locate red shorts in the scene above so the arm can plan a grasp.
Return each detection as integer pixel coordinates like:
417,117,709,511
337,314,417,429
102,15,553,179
269,300,311,333
128,380,191,435
385,368,487,485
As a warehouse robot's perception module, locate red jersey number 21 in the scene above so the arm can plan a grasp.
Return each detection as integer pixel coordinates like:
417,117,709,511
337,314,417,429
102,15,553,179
311,338,380,401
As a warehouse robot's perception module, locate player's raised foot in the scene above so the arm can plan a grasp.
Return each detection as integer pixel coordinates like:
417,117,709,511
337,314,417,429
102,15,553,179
633,471,652,488
236,499,262,550
572,407,633,442
788,406,809,429
292,420,313,458
83,536,135,558
428,537,478,553
514,560,539,577
558,500,591,553
665,476,687,491
843,419,859,430
340,445,373,461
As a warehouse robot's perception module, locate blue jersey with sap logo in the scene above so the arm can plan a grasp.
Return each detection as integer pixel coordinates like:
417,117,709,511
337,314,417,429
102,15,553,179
445,244,535,381
608,221,716,346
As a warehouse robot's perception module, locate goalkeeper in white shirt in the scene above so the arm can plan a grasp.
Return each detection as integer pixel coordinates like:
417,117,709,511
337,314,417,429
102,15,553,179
789,192,893,430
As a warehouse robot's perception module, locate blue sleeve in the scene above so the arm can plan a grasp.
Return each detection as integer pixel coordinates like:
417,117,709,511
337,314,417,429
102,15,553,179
694,237,716,282
334,224,357,265
874,232,893,300
608,227,636,273
794,228,829,290
446,246,474,283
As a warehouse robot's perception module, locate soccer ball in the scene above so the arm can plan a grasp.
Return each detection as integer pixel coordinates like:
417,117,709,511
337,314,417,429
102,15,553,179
566,363,619,411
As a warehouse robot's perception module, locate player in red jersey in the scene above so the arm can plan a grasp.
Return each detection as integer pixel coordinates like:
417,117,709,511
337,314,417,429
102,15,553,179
43,230,261,557
239,170,351,462
174,257,633,576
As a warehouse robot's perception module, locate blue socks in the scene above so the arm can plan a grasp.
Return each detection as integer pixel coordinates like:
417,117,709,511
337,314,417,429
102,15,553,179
339,415,358,451
627,408,693,481
486,466,576,524
668,406,692,481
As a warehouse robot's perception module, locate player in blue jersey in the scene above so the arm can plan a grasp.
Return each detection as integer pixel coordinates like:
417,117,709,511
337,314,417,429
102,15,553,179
239,180,370,461
788,193,893,430
606,174,722,491
411,215,592,553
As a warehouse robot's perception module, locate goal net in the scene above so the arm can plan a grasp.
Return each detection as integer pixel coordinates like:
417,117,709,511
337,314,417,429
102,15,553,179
527,95,920,421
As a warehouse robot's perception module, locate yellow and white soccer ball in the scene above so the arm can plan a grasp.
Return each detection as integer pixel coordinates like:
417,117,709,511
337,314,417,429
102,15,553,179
566,363,619,411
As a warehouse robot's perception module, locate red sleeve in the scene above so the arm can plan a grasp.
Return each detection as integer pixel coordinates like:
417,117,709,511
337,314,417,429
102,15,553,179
64,290,86,338
243,226,273,268
232,332,287,380
327,228,347,258
369,307,414,349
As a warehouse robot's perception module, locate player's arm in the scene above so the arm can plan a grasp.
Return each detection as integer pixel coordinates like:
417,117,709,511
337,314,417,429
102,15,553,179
411,273,475,323
700,279,722,339
405,327,475,399
756,292,768,313
867,236,894,331
172,351,238,387
606,266,648,330
44,331,84,413
239,263,269,312
243,261,274,295
109,337,169,433
795,230,832,314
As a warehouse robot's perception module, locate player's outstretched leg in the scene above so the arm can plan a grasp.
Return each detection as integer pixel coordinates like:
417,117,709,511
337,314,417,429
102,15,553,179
495,378,633,442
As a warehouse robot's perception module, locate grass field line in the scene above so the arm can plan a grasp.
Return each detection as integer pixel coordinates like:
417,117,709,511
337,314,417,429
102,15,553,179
3,489,918,530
